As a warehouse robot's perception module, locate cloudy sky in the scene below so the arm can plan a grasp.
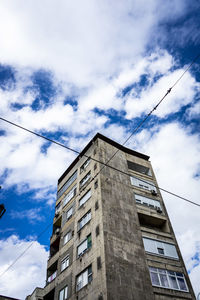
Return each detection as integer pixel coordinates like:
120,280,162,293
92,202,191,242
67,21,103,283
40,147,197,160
0,0,200,298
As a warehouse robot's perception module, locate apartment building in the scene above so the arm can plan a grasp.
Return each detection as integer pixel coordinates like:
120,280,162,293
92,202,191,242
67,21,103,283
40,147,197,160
27,133,195,300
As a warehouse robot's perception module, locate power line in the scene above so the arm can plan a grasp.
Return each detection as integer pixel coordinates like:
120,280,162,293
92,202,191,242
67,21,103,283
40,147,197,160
0,53,200,283
0,116,200,207
92,52,200,180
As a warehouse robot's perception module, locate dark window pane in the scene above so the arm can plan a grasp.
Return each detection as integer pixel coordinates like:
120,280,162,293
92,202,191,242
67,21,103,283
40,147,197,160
176,272,183,277
157,248,164,255
150,272,160,286
167,270,175,276
169,276,178,289
178,278,187,291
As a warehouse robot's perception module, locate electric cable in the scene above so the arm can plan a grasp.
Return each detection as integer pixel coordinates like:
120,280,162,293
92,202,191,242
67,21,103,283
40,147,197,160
0,52,200,281
91,52,200,181
0,116,200,208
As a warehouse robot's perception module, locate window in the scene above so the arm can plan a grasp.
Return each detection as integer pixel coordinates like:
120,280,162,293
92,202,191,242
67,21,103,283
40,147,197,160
97,256,101,270
63,231,72,245
79,190,91,207
55,202,61,214
76,265,92,291
77,234,92,257
66,207,73,220
63,185,76,207
130,176,157,193
135,194,161,210
127,160,152,176
96,225,100,236
61,256,69,272
47,270,57,283
143,237,178,259
80,172,91,188
59,285,68,300
57,170,77,199
94,180,98,189
149,267,188,292
78,210,91,231
80,158,91,173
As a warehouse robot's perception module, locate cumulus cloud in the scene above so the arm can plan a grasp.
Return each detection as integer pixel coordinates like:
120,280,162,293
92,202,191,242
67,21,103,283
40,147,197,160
0,0,188,86
0,235,48,299
10,208,44,224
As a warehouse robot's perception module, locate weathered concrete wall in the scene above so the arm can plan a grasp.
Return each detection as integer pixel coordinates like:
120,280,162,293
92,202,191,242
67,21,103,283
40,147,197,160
99,139,155,300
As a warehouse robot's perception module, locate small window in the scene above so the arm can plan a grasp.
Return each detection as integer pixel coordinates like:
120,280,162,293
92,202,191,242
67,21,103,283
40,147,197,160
63,231,72,245
63,185,77,207
55,202,61,214
79,190,91,207
95,201,99,210
157,247,164,255
66,207,73,220
97,256,101,270
61,256,69,272
94,180,98,189
80,158,91,173
57,170,77,199
76,265,92,291
96,225,100,236
59,285,68,300
80,172,91,188
78,210,91,231
77,234,92,257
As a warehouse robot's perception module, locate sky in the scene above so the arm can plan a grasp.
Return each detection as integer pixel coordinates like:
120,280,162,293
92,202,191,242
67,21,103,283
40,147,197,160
0,0,200,298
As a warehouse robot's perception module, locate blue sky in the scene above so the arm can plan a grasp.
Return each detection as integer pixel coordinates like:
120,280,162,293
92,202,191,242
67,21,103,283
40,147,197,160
0,0,200,298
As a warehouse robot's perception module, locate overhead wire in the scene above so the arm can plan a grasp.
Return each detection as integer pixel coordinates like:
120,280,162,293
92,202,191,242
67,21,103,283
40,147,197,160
91,52,200,181
0,116,199,208
0,52,200,280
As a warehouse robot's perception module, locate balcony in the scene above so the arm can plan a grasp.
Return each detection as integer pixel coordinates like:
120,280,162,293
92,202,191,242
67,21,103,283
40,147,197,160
47,270,57,284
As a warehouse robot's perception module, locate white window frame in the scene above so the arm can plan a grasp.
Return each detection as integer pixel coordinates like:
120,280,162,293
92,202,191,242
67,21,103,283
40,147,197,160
57,170,77,199
149,267,188,292
135,194,161,209
76,265,92,291
61,256,69,272
63,185,76,207
80,158,91,173
143,237,178,259
59,285,68,300
78,210,91,231
130,176,157,192
80,172,91,188
79,190,91,207
77,234,92,257
66,207,73,220
63,231,72,245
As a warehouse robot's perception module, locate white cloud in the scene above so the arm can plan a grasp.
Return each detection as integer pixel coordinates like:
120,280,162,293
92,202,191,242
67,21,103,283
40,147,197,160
0,235,48,299
0,0,187,86
187,100,200,119
125,68,198,119
10,208,44,224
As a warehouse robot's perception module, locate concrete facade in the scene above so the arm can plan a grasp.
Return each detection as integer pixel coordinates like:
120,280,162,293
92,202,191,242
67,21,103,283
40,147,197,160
27,133,195,300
